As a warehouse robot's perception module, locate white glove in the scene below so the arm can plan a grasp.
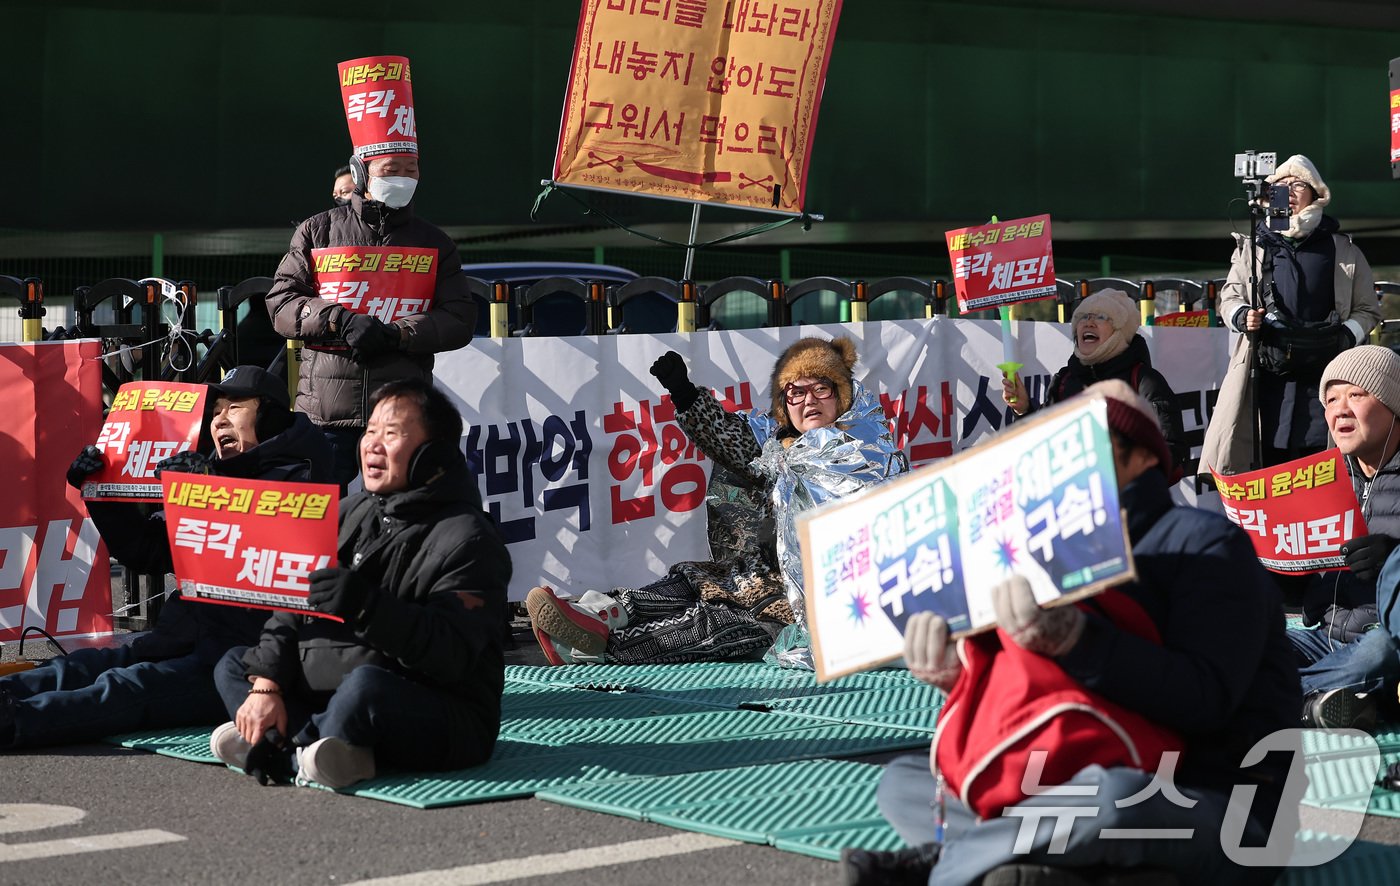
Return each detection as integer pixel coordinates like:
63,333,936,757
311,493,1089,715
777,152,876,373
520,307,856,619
991,575,1085,658
904,611,962,691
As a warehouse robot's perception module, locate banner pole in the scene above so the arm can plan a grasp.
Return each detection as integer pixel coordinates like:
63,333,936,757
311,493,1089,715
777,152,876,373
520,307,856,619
681,203,701,280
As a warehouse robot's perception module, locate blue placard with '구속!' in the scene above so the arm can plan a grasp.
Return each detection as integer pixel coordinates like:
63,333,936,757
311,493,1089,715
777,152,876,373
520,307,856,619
799,395,1135,682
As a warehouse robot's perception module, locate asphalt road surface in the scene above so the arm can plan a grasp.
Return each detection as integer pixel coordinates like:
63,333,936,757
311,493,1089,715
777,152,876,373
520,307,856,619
5,618,1400,885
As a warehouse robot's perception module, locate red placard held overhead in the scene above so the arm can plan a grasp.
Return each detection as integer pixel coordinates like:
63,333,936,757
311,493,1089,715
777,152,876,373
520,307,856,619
83,382,206,501
162,473,340,617
1212,449,1366,575
338,56,416,159
945,214,1057,313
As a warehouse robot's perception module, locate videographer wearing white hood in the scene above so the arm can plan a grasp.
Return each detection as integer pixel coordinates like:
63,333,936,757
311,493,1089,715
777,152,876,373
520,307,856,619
1201,153,1379,477
265,55,476,490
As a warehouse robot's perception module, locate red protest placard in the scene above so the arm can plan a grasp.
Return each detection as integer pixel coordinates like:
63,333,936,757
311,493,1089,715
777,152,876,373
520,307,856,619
945,214,1056,313
162,472,340,617
83,382,206,501
1212,449,1366,574
1152,310,1212,328
1391,88,1400,164
1,340,114,642
311,247,437,335
338,56,416,159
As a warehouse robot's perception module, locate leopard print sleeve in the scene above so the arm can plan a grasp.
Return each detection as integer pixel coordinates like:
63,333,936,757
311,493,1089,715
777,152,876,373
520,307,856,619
677,387,763,480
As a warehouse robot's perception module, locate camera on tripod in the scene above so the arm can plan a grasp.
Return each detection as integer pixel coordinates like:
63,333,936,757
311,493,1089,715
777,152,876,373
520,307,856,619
1234,150,1290,232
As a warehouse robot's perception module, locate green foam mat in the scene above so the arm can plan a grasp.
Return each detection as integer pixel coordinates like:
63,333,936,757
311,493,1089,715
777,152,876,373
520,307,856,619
104,726,219,763
760,684,943,732
772,821,906,861
500,694,708,736
504,708,801,746
346,720,928,809
537,758,872,820
538,759,879,816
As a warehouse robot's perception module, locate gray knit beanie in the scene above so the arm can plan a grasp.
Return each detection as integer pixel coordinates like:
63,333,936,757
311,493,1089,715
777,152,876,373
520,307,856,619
1318,345,1400,418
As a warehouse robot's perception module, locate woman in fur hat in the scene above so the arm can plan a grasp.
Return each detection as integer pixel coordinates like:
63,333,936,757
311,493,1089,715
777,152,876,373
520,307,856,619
527,336,908,669
1001,289,1188,478
1200,153,1380,477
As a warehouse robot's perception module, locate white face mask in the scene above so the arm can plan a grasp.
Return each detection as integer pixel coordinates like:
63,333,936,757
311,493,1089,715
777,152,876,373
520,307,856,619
368,175,418,209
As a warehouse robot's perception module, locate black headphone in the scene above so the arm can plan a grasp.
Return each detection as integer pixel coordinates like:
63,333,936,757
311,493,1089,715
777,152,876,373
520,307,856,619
407,438,461,489
349,155,368,193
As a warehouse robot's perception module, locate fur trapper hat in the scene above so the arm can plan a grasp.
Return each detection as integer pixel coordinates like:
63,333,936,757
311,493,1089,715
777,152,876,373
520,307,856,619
770,336,858,430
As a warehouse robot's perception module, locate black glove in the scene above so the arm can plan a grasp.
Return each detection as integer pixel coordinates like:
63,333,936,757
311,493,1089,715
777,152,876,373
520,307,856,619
155,449,213,479
649,351,699,411
1342,534,1399,585
341,310,399,360
307,566,377,626
66,444,106,491
245,728,294,786
1336,325,1357,354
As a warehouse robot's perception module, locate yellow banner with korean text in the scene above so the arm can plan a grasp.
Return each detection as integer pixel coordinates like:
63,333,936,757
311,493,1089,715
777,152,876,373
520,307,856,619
162,472,341,617
554,0,842,214
1211,449,1365,574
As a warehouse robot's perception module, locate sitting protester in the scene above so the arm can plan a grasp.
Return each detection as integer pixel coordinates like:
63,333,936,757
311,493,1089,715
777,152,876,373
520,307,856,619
210,378,511,789
0,366,331,750
847,380,1301,886
527,336,908,669
1284,345,1400,730
1002,288,1187,478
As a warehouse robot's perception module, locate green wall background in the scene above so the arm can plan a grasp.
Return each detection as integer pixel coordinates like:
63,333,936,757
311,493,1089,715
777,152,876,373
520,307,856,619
5,1,1398,232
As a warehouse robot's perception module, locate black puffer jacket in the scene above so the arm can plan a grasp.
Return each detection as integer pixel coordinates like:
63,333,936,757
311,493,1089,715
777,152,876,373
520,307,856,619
1303,447,1400,636
242,456,511,764
89,413,333,664
1059,469,1301,815
264,194,476,428
1042,333,1188,476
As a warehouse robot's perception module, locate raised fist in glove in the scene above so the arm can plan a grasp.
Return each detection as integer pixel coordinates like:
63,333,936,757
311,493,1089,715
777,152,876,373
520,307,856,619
904,611,962,692
1342,534,1399,585
66,444,107,491
649,351,698,411
991,575,1084,657
307,566,377,626
340,310,399,360
155,449,213,478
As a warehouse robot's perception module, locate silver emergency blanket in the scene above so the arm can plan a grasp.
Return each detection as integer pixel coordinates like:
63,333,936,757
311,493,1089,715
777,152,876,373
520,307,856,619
747,381,909,667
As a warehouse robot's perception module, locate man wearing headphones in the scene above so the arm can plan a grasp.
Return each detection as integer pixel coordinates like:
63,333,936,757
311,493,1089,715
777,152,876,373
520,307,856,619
210,378,511,789
1287,345,1400,729
265,56,476,490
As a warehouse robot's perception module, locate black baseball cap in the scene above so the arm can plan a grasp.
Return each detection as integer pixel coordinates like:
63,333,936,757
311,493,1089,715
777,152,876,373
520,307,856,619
208,365,291,410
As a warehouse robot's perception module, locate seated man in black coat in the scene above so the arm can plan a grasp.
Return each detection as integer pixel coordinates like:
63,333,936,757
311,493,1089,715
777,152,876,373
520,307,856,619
211,378,511,789
0,366,332,749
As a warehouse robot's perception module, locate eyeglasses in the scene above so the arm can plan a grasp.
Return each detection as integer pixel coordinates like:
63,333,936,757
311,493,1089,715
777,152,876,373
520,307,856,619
1277,180,1313,194
1076,313,1112,324
784,381,835,405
